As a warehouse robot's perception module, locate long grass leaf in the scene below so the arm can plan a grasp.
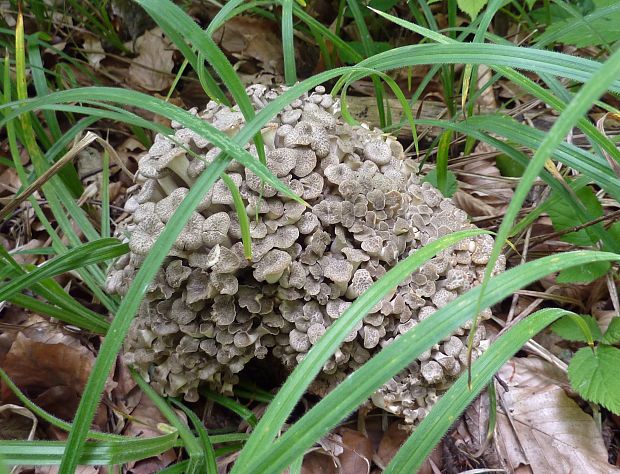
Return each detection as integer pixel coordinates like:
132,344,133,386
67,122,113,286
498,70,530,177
0,239,128,303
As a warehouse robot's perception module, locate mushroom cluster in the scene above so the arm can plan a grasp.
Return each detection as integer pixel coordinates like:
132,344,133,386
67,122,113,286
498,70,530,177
107,85,505,421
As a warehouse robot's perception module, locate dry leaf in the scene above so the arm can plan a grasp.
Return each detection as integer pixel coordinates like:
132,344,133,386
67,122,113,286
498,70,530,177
0,332,107,430
338,428,373,474
212,16,283,75
0,404,37,440
301,451,339,474
128,28,175,91
495,357,618,473
82,37,106,70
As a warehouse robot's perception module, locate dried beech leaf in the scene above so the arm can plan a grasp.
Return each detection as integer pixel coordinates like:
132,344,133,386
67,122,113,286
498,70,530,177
496,357,617,473
301,451,339,474
212,16,283,74
128,27,175,91
0,332,107,429
338,428,373,474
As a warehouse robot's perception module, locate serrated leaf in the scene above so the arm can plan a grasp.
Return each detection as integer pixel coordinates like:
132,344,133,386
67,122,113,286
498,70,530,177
457,0,489,20
547,185,603,246
602,317,620,344
422,169,458,197
556,261,610,284
568,345,620,414
551,314,602,343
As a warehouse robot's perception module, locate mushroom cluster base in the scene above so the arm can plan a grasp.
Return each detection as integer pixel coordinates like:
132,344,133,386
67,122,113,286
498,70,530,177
107,85,505,425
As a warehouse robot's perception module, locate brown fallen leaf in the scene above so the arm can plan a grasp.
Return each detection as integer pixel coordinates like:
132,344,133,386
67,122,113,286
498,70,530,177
375,421,441,473
212,16,283,75
338,428,373,474
127,27,175,91
495,357,619,473
0,332,107,431
301,451,339,474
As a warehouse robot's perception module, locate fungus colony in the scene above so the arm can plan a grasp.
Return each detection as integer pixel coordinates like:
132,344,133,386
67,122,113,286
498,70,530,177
107,85,505,424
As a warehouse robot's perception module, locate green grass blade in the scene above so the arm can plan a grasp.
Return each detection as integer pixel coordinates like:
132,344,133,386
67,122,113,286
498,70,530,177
221,173,252,260
385,308,572,473
101,149,110,238
202,389,258,428
346,0,387,127
244,251,620,472
0,238,128,303
232,229,490,469
281,0,297,85
0,435,179,466
7,293,108,334
131,369,204,473
170,399,218,474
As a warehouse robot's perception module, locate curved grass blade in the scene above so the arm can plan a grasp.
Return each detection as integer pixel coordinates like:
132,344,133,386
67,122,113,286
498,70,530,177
131,369,204,473
386,308,572,473
232,229,490,469
0,434,179,466
170,399,218,474
244,251,620,472
221,173,252,260
0,239,128,303
7,293,109,334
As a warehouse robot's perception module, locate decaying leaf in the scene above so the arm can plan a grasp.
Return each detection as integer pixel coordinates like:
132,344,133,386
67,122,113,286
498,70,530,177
338,428,373,474
495,357,618,473
212,16,283,75
0,331,107,431
82,37,106,70
128,27,175,91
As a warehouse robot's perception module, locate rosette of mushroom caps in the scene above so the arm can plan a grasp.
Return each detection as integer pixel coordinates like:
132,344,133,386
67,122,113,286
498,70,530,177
107,84,504,424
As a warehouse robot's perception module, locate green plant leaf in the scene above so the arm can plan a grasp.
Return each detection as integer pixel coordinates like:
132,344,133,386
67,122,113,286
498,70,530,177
602,318,620,345
457,0,489,20
496,153,525,177
551,314,602,343
556,261,610,284
568,345,620,414
547,185,603,247
0,435,179,466
422,168,458,197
